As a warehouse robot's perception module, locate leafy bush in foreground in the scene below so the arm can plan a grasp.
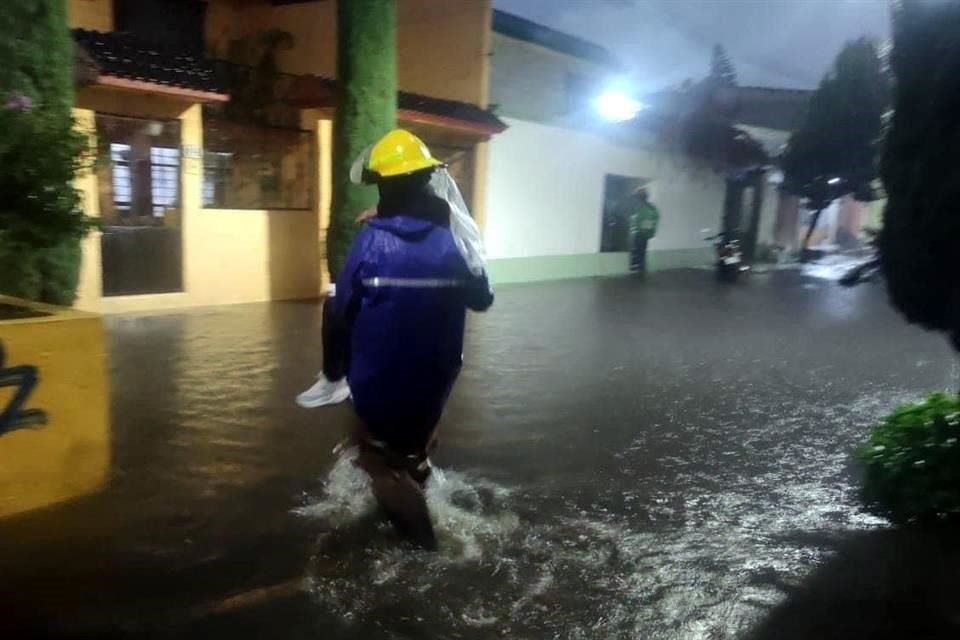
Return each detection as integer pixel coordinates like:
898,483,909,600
860,393,960,524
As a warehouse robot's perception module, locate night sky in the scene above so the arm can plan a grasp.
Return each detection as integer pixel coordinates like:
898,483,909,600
494,0,891,91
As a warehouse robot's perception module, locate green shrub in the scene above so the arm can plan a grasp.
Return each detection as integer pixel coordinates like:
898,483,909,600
860,393,960,524
0,0,90,306
0,103,90,304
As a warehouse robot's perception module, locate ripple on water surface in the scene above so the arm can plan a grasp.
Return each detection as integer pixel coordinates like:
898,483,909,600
296,390,911,639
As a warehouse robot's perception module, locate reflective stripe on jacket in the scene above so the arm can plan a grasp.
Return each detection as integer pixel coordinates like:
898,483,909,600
334,214,493,451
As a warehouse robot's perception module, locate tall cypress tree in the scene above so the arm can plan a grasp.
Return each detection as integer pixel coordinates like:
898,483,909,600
327,0,397,277
0,0,88,305
879,0,960,349
709,44,737,87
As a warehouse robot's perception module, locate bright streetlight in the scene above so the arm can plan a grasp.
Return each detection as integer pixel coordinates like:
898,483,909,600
593,90,644,122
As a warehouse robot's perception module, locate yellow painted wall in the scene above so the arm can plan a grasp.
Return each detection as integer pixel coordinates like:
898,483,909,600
206,0,491,107
0,301,110,518
187,209,320,306
301,112,334,289
74,89,323,313
68,0,113,31
74,109,103,309
397,0,491,106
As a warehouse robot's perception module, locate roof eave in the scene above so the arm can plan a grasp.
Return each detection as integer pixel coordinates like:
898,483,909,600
288,76,506,137
95,74,230,103
397,109,507,136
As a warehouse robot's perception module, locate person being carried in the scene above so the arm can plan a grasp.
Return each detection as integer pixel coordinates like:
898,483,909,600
331,129,493,548
296,206,377,409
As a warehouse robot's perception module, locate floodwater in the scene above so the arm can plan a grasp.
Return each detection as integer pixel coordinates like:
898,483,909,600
0,270,954,638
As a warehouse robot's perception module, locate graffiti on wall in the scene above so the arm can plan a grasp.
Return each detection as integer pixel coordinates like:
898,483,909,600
0,341,47,437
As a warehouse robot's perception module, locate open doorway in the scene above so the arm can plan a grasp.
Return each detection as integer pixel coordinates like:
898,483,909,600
600,174,651,252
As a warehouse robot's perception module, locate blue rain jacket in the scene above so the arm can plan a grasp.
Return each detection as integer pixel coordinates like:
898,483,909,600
334,214,493,452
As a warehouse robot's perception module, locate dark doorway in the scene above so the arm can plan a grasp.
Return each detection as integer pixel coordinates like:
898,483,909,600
96,114,184,297
600,174,649,253
723,168,767,263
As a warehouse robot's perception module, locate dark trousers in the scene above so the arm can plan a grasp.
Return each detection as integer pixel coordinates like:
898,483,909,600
631,236,649,272
321,296,351,381
354,424,437,551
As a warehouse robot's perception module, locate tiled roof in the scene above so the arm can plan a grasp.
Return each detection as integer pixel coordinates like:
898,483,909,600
288,75,507,135
72,29,228,97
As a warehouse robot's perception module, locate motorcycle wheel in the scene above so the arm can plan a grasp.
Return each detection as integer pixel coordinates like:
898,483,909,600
716,265,739,283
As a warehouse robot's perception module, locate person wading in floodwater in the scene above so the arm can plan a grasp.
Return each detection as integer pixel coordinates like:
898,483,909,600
329,129,493,549
627,187,660,276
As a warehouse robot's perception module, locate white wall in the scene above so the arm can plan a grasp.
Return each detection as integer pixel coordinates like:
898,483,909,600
490,32,613,125
484,118,727,260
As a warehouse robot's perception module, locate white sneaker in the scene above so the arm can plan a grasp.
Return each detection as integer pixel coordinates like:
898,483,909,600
296,376,351,409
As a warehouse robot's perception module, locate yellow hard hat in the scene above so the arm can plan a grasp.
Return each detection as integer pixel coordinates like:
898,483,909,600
367,129,442,179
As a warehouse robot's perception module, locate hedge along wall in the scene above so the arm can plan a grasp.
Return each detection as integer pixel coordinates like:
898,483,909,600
0,0,87,305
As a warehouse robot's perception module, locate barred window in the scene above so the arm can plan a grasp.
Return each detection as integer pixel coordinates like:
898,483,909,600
96,115,181,225
203,119,313,210
150,147,180,216
110,143,133,214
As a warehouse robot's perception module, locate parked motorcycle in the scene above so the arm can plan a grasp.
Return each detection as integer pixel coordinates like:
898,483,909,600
838,256,881,287
706,232,748,283
838,230,882,288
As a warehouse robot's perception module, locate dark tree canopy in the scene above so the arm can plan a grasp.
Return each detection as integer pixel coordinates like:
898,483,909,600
879,0,960,350
709,44,737,87
647,44,762,174
781,38,888,210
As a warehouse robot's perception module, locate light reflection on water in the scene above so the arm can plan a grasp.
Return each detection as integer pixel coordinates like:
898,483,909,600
296,391,904,640
45,273,950,638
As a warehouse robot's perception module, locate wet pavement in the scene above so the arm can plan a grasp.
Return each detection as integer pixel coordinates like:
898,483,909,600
0,269,955,638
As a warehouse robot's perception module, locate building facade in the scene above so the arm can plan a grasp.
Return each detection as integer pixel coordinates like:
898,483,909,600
482,11,726,283
68,0,503,312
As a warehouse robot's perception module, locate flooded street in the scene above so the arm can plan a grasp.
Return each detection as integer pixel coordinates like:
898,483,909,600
0,270,953,638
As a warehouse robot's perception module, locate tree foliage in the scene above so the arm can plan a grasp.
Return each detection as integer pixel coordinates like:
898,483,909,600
709,44,737,88
782,39,888,211
0,0,89,305
328,0,397,277
650,84,764,174
879,0,960,350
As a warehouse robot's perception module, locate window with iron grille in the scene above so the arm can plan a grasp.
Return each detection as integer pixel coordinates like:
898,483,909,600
109,143,133,214
150,147,180,216
96,115,181,225
202,118,313,210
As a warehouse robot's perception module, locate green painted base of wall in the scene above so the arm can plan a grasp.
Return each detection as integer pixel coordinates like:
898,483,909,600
648,247,715,273
487,248,714,284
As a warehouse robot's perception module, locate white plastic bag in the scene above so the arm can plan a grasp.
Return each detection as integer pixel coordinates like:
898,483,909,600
349,147,487,276
429,168,486,277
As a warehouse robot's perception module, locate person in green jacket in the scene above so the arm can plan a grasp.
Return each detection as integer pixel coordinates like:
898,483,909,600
627,187,660,274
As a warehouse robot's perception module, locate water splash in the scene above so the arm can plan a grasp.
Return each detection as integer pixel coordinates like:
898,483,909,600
294,389,908,639
294,448,376,526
